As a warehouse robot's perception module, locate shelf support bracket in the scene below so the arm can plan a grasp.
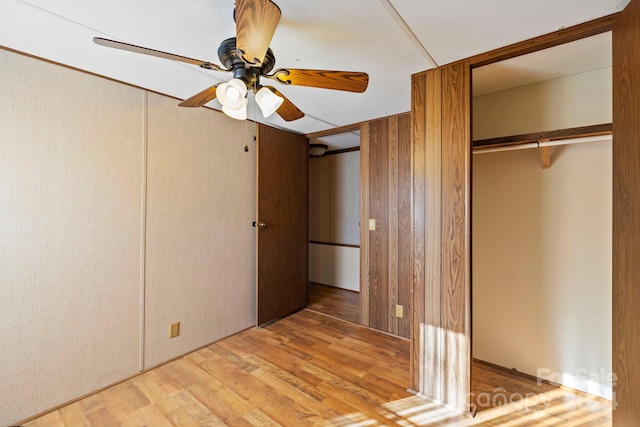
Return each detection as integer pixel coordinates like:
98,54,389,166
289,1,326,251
539,139,551,169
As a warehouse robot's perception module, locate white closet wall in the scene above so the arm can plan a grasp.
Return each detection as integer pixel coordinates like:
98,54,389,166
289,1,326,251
472,67,612,398
309,151,360,291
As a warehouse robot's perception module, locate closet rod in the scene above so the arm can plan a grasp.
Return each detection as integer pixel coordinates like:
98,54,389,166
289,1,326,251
473,134,612,155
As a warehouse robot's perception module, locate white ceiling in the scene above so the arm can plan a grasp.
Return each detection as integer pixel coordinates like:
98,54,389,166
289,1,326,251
473,31,612,96
311,131,361,153
313,31,613,152
0,0,628,137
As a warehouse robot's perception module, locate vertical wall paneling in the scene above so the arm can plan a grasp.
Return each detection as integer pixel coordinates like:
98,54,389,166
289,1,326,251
440,61,471,412
613,0,640,424
360,124,370,326
139,91,149,371
397,114,412,338
411,69,445,397
361,113,412,338
410,72,427,391
388,116,400,335
411,62,471,413
425,68,444,401
369,118,390,332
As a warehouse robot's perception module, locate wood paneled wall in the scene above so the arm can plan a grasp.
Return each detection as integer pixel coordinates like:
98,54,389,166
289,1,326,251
411,62,472,413
408,8,640,423
613,0,640,424
360,113,412,338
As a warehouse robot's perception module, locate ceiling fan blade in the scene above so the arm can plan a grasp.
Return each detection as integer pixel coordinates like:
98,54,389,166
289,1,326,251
179,85,219,108
265,87,305,122
269,69,369,93
93,37,227,72
235,0,281,66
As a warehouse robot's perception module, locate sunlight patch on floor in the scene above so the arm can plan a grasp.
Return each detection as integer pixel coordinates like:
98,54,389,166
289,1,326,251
329,390,611,427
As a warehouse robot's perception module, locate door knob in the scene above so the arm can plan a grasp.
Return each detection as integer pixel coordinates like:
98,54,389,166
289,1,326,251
252,221,268,228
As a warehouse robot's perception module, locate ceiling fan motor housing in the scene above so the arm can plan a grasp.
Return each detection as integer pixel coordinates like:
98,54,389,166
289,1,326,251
218,37,276,89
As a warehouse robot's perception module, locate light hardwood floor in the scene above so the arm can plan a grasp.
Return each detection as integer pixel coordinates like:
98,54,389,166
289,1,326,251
23,309,611,426
307,282,360,324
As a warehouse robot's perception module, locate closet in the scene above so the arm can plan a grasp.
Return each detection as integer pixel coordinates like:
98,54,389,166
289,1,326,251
471,32,613,413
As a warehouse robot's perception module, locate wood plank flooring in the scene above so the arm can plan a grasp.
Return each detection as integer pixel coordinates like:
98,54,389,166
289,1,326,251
23,309,611,426
307,282,360,324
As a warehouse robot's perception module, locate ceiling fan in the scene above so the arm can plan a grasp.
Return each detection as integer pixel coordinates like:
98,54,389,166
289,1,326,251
94,0,369,122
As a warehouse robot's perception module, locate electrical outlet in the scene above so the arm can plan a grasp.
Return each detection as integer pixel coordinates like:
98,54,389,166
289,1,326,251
368,218,376,231
395,305,404,318
170,322,180,338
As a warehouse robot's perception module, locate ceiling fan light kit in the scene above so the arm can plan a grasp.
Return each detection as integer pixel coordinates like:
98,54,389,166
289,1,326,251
93,0,369,122
255,86,285,118
217,78,248,110
222,99,248,120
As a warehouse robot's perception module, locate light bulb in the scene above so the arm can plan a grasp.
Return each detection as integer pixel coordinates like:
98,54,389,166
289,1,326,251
226,86,240,101
218,78,247,110
222,98,248,120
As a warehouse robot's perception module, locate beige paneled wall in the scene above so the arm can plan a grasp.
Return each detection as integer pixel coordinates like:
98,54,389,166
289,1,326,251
308,243,359,291
309,151,360,245
472,59,613,399
308,150,360,290
0,48,256,425
473,67,612,140
144,94,255,368
472,141,612,398
0,49,144,424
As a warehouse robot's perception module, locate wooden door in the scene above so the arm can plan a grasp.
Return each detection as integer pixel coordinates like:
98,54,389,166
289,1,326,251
256,124,309,326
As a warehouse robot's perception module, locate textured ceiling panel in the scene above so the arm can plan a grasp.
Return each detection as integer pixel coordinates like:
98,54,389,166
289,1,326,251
389,0,629,66
473,31,612,96
0,0,630,134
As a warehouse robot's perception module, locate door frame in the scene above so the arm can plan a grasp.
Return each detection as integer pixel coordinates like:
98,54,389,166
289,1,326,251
410,11,619,415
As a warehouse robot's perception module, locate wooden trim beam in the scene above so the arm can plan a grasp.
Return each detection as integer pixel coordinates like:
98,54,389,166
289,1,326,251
306,123,360,139
306,112,410,140
468,14,614,68
309,240,360,249
323,146,360,156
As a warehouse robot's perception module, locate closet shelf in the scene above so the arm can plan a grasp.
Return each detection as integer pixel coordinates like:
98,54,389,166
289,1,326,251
473,123,612,149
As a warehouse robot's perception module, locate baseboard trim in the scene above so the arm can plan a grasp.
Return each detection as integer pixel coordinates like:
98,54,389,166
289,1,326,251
14,325,255,426
472,358,612,404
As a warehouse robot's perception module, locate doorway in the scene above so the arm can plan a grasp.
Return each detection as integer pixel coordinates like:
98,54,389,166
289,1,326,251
470,32,613,418
307,130,362,325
